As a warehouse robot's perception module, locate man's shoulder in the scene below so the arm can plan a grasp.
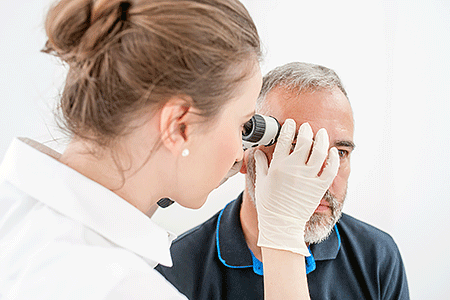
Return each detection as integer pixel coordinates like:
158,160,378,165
338,213,401,256
340,213,395,239
333,214,409,299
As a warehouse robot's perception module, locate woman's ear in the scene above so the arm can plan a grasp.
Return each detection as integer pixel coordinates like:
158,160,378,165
159,97,192,155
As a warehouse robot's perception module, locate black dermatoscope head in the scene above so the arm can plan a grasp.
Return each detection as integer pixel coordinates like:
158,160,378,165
242,114,281,150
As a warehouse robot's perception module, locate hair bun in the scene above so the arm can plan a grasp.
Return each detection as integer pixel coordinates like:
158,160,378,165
43,0,131,64
92,0,131,23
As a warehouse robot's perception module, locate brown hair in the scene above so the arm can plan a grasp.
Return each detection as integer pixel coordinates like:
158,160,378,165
43,0,261,146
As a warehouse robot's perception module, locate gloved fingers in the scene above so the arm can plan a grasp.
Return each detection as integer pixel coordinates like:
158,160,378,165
254,149,269,179
271,119,296,163
319,147,340,182
292,122,314,164
306,128,330,174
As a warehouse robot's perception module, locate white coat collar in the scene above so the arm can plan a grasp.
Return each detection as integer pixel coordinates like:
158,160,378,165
0,138,175,267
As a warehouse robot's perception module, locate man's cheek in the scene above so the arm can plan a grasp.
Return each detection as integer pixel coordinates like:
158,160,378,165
329,173,347,198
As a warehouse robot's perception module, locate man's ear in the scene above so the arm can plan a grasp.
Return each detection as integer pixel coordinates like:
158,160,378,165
159,97,192,155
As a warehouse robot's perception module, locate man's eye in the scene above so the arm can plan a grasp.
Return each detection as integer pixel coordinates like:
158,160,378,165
338,149,349,159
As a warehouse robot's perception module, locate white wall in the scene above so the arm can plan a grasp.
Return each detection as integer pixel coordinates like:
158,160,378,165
1,0,449,298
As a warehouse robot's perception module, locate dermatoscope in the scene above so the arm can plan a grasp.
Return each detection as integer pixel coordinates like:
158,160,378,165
242,114,281,150
157,114,281,208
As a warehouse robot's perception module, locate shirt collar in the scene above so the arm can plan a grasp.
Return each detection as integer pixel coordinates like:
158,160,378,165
309,223,341,261
0,138,176,267
215,193,341,275
216,193,253,268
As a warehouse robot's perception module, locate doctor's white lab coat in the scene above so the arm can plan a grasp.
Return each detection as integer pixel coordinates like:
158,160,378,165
0,138,187,299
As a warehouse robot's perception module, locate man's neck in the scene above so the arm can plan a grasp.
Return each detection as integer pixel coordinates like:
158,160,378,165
240,190,263,261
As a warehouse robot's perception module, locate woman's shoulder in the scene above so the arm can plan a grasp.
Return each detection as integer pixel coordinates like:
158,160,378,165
1,230,186,299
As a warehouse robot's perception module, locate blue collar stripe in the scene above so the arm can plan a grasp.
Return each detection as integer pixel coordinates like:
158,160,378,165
216,204,252,269
305,247,316,274
249,245,316,276
335,224,341,249
249,249,264,275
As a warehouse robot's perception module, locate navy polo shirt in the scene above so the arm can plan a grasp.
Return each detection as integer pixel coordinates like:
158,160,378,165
156,194,409,300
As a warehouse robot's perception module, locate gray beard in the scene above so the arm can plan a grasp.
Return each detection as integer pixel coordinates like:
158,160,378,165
245,148,344,245
303,189,344,244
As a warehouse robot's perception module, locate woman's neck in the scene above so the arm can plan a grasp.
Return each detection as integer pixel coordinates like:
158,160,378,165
59,138,163,216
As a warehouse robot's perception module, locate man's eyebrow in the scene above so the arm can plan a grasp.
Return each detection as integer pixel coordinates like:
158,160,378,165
290,138,356,150
334,140,356,150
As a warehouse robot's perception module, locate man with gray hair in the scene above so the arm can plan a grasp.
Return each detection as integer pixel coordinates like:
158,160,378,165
156,62,410,299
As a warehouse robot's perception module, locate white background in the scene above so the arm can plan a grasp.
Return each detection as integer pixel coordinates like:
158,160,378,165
1,0,449,298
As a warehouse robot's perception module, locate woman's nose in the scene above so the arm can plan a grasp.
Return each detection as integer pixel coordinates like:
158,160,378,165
236,144,244,162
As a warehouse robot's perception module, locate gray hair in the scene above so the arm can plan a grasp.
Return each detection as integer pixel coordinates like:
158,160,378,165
257,62,347,110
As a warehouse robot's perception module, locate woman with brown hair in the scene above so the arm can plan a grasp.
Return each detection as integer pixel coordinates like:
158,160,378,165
0,0,339,299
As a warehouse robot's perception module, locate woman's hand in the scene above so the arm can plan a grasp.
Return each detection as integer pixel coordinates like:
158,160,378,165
255,119,339,256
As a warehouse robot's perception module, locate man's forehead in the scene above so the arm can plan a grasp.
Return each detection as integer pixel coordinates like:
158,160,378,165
259,86,354,137
263,86,350,113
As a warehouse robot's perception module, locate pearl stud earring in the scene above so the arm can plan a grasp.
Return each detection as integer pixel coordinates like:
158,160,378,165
181,149,190,157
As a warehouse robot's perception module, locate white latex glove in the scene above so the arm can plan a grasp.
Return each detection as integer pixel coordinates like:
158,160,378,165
255,119,340,256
